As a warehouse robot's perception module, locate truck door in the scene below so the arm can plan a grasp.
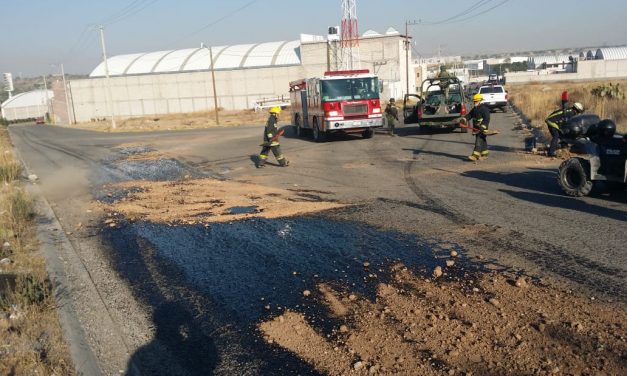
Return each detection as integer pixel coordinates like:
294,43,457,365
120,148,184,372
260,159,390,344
301,90,309,128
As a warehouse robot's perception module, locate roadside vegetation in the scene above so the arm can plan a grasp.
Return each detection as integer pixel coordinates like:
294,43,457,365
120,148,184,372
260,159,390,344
72,108,290,132
508,79,627,135
0,126,75,375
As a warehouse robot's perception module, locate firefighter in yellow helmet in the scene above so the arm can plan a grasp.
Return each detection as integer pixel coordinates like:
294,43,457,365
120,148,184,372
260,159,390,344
545,102,584,157
257,106,289,168
461,93,491,161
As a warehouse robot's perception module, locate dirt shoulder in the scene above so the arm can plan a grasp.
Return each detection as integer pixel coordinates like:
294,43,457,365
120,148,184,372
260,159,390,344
260,263,626,375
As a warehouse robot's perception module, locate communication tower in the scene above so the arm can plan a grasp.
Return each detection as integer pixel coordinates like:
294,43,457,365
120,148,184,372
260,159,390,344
340,0,360,70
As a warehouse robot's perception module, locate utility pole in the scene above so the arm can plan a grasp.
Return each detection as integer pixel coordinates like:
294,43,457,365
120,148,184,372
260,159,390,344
209,46,219,125
42,75,50,122
99,25,116,129
61,63,72,125
405,20,418,96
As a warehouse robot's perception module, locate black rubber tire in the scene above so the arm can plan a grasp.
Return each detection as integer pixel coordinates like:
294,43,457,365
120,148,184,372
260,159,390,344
363,128,374,139
313,118,325,142
294,114,303,137
558,158,593,197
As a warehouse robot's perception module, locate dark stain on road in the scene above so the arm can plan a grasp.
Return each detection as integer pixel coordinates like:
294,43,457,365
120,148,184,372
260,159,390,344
103,212,470,375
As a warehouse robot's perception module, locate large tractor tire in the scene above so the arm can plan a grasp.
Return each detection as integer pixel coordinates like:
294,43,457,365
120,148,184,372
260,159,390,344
558,158,593,197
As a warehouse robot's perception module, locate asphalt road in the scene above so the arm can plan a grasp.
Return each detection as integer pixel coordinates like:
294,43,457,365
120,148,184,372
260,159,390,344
8,112,627,375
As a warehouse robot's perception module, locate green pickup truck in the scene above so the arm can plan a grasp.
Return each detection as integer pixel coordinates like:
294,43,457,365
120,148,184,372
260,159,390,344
403,77,470,132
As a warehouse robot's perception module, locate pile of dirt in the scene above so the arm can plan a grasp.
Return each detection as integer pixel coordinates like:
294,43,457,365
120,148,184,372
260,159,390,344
101,178,344,224
260,263,626,375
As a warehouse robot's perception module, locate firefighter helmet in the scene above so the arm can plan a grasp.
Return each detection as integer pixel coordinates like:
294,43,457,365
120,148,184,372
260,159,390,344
472,93,483,102
269,106,282,114
572,102,584,113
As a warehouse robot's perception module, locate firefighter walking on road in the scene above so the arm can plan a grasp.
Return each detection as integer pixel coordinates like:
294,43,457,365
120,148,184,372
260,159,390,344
462,93,491,161
384,98,399,135
545,102,584,157
257,106,289,168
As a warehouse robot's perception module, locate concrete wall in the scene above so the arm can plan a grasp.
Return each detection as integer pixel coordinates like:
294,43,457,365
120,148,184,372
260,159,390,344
68,34,406,122
69,65,304,122
505,59,627,84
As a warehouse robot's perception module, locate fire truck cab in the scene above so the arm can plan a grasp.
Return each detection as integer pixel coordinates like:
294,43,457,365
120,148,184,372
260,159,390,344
289,69,383,142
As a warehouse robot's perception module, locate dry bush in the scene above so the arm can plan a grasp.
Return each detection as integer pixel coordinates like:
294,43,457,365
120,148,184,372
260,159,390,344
0,186,34,249
508,80,627,137
0,150,22,183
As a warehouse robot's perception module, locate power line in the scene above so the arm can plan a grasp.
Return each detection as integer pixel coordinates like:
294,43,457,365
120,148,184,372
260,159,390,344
171,0,259,46
102,0,160,26
421,0,493,25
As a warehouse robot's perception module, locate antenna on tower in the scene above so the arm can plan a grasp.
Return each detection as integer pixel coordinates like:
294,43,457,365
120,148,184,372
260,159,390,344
340,0,360,70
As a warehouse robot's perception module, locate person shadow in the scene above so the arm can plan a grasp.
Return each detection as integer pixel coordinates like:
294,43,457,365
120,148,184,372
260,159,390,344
126,301,218,376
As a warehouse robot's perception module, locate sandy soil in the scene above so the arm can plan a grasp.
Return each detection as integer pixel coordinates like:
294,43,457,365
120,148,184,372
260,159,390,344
260,263,626,376
102,177,344,224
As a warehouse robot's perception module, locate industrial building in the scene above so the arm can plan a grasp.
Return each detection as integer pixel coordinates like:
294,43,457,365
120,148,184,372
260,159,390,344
63,28,408,124
1,89,53,121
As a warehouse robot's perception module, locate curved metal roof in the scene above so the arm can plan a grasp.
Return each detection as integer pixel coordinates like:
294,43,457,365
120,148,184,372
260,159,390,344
529,55,572,68
90,40,301,77
595,47,627,60
1,89,53,108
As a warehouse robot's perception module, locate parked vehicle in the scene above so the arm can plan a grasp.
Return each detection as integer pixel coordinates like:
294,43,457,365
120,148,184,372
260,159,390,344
403,77,469,133
558,115,627,196
478,84,508,112
290,69,383,142
35,116,45,124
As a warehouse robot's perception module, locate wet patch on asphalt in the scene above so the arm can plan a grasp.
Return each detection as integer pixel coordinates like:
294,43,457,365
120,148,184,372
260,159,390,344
102,210,474,374
94,146,202,186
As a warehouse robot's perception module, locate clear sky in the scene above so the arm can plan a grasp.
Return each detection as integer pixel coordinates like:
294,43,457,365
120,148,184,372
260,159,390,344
1,0,626,77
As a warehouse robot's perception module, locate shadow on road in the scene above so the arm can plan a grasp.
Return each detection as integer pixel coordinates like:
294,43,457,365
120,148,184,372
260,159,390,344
403,147,468,162
500,189,627,222
461,168,627,221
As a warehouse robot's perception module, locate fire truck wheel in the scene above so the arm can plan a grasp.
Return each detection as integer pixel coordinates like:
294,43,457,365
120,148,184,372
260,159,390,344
313,119,325,142
363,128,374,139
294,114,304,137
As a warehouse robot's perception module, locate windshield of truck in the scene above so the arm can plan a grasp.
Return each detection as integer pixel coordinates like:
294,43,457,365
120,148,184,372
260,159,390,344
320,77,379,101
479,86,504,94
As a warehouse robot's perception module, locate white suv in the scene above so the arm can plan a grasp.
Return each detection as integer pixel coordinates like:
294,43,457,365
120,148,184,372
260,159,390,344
478,84,508,112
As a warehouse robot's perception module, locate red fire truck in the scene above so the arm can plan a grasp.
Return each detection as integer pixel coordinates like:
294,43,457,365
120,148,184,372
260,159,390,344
289,69,383,142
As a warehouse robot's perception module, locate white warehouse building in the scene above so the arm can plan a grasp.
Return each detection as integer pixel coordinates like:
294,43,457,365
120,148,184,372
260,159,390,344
66,29,408,124
1,89,54,121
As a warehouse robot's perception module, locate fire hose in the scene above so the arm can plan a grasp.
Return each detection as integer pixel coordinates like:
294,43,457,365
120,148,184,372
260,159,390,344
458,121,499,135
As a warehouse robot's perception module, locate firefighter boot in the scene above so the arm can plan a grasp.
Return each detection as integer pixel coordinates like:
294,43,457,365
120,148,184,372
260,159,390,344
279,158,290,167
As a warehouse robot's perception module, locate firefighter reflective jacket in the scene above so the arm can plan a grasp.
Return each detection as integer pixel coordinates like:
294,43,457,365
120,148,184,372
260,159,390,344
465,103,491,134
263,114,280,146
545,108,577,131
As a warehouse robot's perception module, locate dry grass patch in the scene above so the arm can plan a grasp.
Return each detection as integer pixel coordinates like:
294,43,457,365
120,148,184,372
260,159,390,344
0,126,75,375
72,109,291,132
508,80,627,138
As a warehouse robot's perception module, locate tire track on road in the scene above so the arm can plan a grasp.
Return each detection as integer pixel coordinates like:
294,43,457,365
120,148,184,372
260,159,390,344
402,154,626,300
